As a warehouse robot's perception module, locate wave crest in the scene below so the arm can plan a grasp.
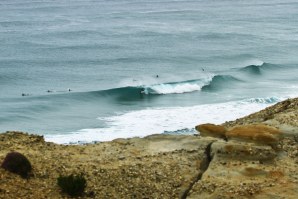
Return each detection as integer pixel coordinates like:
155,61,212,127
143,78,212,95
240,62,279,75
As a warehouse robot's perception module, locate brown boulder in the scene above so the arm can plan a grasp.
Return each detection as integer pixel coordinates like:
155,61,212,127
195,123,226,139
226,124,282,144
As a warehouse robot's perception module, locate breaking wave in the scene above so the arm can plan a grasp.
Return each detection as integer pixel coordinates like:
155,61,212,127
240,62,280,75
141,78,212,95
201,75,243,91
21,74,244,103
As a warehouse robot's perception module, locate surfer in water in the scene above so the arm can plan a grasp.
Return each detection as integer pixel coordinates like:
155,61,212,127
156,75,159,78
140,88,146,94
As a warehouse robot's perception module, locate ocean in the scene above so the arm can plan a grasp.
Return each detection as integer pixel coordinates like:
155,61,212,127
1,0,297,144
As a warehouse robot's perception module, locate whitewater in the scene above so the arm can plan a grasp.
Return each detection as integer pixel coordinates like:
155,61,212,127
1,0,298,144
46,97,284,144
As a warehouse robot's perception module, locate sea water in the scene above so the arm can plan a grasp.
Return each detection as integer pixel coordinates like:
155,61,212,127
0,0,297,144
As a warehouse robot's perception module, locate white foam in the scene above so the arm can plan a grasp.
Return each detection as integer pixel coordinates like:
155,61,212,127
147,75,213,94
45,99,277,144
245,96,283,104
148,82,203,94
118,73,214,95
243,59,264,67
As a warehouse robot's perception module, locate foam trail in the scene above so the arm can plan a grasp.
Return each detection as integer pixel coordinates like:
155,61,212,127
45,97,282,144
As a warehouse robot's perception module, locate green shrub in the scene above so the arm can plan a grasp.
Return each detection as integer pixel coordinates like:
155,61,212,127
57,173,87,197
1,151,32,178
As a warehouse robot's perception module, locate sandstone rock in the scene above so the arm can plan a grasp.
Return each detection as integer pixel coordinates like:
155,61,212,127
195,123,226,139
211,140,277,161
188,137,297,199
226,124,282,144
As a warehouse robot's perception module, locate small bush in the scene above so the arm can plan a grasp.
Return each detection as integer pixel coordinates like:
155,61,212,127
1,151,32,178
57,173,87,197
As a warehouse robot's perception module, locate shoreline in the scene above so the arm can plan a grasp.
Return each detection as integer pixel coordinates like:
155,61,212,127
44,97,281,144
0,97,297,198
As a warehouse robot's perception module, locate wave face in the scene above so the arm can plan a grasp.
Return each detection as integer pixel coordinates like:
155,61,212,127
201,75,242,91
91,86,146,102
239,62,280,75
76,77,214,102
241,64,262,75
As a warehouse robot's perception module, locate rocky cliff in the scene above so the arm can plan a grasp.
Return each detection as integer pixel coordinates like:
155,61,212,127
0,98,297,198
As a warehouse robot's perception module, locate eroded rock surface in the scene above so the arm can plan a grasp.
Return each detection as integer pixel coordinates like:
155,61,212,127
190,98,298,199
187,136,298,199
0,132,215,199
210,140,277,161
226,124,282,145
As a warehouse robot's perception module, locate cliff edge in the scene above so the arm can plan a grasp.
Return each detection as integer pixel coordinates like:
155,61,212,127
0,98,297,198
